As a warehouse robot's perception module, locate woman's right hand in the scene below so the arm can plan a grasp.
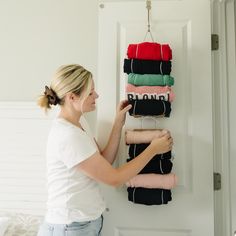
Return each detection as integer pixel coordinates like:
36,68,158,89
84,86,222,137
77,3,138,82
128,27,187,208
149,131,173,154
114,100,132,127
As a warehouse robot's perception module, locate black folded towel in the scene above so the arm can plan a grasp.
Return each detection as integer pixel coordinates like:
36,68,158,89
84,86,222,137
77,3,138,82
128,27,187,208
127,158,172,174
128,100,171,117
128,144,172,160
123,58,172,75
127,187,172,205
141,159,172,174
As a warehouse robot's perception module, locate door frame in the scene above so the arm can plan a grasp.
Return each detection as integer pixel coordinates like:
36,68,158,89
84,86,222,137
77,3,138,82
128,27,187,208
212,0,236,236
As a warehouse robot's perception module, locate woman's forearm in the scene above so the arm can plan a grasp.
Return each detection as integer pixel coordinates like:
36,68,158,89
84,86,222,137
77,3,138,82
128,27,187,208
101,100,131,163
113,145,158,186
78,133,173,187
101,120,123,164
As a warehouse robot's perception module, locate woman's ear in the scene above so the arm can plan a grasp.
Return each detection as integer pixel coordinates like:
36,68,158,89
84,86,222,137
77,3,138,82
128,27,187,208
64,92,75,103
69,93,75,101
68,92,80,102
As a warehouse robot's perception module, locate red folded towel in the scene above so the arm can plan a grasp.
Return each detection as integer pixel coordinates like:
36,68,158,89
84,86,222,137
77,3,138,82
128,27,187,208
127,42,172,61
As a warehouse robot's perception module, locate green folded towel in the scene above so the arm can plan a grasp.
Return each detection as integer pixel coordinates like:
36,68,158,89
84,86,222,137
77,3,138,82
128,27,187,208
128,73,174,86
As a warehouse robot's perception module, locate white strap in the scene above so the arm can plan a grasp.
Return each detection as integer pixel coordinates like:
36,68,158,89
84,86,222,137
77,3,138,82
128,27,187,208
161,189,164,204
160,61,163,75
133,100,137,115
162,100,166,116
160,159,164,174
131,59,134,73
133,187,136,203
133,144,136,158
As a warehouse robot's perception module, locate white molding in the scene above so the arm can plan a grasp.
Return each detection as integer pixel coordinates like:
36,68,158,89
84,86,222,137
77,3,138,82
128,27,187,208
0,101,57,215
0,101,58,119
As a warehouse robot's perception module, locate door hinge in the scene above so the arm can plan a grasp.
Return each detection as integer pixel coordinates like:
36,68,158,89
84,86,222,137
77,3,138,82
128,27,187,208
211,34,219,50
214,172,221,190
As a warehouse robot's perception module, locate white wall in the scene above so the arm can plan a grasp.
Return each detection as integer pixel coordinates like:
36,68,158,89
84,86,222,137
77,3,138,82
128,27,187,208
0,0,98,99
0,0,98,215
0,0,98,128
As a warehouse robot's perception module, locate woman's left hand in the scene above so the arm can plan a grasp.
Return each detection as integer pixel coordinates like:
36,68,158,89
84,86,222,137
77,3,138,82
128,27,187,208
115,100,132,127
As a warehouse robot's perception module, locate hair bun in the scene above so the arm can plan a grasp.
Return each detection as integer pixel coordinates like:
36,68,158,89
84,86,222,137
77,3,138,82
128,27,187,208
44,86,59,105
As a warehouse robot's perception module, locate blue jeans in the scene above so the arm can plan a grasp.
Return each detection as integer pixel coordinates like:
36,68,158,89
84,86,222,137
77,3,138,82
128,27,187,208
37,215,103,236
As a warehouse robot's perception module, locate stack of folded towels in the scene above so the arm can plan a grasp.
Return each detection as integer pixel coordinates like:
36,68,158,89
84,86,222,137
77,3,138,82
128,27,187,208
123,42,177,205
124,41,175,117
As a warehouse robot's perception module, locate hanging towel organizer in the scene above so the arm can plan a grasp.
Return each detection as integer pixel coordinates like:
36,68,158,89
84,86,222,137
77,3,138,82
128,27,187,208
123,0,177,206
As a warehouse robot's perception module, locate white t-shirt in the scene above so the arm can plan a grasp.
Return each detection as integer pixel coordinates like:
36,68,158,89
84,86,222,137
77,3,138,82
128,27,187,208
45,117,106,224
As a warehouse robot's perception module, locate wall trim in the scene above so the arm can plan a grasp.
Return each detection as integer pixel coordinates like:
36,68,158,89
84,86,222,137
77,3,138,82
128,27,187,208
0,101,56,215
0,102,57,119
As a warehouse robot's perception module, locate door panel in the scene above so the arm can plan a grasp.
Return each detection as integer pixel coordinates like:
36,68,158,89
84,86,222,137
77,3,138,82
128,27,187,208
97,1,214,235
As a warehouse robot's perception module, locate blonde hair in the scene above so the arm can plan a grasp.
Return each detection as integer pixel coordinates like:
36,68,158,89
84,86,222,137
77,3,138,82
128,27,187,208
38,64,92,112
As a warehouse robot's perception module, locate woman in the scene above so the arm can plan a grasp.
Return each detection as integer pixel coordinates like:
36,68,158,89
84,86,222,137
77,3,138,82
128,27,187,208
37,64,173,236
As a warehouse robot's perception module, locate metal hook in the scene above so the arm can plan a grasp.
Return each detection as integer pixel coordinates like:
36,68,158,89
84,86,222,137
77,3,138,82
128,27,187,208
144,0,154,42
140,116,158,129
146,0,151,33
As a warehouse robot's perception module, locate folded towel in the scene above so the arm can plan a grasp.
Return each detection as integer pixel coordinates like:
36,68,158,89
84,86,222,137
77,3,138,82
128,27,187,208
126,173,177,189
126,84,175,102
128,143,172,159
127,42,172,61
123,58,172,75
127,157,173,174
128,100,171,117
127,92,172,102
127,187,172,205
125,129,163,144
128,73,174,86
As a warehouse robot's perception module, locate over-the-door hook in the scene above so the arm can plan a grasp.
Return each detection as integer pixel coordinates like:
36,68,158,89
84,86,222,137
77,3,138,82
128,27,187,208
140,116,159,129
144,0,154,42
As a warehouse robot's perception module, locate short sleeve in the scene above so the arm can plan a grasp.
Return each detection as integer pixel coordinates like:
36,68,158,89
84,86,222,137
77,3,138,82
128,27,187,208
58,131,98,169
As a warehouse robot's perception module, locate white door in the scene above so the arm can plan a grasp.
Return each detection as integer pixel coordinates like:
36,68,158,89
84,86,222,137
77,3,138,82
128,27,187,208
97,1,214,236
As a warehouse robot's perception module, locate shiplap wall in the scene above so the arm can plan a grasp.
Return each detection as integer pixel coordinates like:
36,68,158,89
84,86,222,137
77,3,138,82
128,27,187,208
0,102,56,215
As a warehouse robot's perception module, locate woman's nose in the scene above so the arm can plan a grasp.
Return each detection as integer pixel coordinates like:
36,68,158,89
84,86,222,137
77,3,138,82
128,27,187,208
94,91,99,98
